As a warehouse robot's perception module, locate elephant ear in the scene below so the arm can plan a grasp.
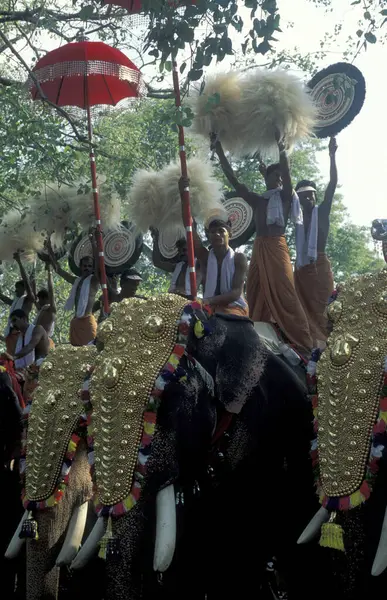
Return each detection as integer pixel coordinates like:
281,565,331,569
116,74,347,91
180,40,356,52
22,345,96,509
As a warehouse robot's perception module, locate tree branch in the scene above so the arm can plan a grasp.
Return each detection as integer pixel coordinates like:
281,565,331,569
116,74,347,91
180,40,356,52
0,29,86,142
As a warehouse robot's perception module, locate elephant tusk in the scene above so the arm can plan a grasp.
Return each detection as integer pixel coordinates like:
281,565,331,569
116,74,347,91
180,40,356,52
153,484,176,573
56,502,89,567
5,510,28,559
372,506,387,576
70,516,105,571
297,507,329,544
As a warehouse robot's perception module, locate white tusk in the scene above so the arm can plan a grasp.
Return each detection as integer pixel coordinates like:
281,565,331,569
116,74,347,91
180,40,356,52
5,510,28,559
372,505,387,576
297,507,329,544
153,484,176,573
56,502,89,566
70,516,105,571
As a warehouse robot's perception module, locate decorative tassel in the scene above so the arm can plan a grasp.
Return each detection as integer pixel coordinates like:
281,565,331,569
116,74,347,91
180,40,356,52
19,511,38,540
319,512,345,552
98,516,120,561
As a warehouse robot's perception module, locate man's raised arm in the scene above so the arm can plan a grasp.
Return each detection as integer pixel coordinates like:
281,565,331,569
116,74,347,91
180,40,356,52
276,130,293,201
46,263,57,313
14,252,35,302
320,137,338,217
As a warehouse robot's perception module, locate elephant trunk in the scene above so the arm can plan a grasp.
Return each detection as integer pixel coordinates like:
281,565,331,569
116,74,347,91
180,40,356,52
153,484,176,573
70,516,105,570
4,509,28,559
56,501,89,566
297,507,329,544
372,505,387,576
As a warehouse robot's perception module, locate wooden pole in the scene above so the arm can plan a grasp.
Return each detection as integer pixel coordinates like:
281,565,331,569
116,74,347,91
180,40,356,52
86,105,110,315
171,61,197,299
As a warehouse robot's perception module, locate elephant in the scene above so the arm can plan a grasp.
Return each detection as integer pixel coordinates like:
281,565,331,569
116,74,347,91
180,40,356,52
0,360,25,598
298,268,387,599
5,344,99,600
8,294,318,599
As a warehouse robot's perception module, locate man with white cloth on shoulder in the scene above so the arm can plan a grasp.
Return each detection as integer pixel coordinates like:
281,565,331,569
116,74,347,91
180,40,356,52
9,309,50,403
213,129,312,352
51,231,100,346
201,209,248,317
294,137,338,348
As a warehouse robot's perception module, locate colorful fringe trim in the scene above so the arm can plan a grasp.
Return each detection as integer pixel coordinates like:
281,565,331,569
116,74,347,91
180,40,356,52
92,301,210,518
308,288,387,513
20,371,93,511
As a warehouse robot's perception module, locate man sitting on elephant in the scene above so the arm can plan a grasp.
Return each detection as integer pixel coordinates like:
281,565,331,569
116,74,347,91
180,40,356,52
202,213,248,317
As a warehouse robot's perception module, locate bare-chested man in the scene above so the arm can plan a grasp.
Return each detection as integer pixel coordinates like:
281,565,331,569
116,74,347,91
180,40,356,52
213,133,312,352
294,137,338,347
52,232,100,346
34,263,56,348
0,253,35,355
10,308,50,403
11,309,49,368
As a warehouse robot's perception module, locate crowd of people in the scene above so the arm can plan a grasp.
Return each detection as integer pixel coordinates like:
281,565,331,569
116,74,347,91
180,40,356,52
0,133,337,405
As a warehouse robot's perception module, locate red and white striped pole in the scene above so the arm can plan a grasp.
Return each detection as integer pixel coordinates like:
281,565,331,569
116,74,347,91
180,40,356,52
171,61,197,299
86,105,110,315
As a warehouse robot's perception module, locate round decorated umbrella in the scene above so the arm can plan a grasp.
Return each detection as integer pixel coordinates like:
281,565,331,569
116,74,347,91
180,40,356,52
102,0,198,298
29,40,144,313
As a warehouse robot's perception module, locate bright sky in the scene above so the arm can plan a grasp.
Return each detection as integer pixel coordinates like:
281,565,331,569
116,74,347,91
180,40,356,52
273,0,385,227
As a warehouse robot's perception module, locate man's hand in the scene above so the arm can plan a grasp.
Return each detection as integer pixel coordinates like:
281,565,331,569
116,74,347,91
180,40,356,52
329,137,338,156
274,127,286,152
178,176,190,196
210,132,217,150
259,161,267,178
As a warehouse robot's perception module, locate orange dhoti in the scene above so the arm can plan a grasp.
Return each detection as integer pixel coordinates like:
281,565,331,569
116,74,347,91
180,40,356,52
69,314,97,347
246,236,312,352
295,252,334,348
211,303,249,318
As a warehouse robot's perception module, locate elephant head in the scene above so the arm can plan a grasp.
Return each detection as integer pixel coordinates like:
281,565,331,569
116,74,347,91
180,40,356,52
5,344,96,600
298,268,387,589
70,294,315,600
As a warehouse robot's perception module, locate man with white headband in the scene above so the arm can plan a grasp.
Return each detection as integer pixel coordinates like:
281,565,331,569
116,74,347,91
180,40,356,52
294,137,338,347
212,130,312,353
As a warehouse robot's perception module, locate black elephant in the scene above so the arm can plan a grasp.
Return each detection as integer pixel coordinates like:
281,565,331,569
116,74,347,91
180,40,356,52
298,268,387,599
0,360,25,597
12,294,318,599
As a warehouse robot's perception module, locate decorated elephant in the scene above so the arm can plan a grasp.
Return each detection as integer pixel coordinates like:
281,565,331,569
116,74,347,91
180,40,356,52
5,345,96,600
298,268,387,598
8,294,317,599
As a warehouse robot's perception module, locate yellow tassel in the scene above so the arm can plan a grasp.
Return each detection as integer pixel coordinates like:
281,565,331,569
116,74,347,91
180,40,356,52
319,512,345,552
194,320,205,339
98,516,113,560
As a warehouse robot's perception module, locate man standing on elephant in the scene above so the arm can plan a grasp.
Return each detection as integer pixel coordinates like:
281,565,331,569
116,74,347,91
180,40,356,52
49,231,100,346
34,263,56,349
294,137,338,348
9,309,50,402
212,132,312,353
0,252,35,355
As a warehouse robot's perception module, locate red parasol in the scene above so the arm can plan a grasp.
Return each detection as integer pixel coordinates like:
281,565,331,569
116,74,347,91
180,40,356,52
102,1,198,298
102,0,194,12
29,40,144,314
